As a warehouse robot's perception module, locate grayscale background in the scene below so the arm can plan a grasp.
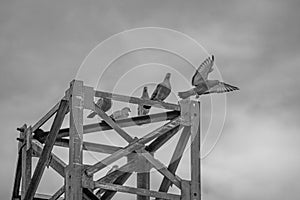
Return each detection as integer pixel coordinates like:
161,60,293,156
1,0,300,199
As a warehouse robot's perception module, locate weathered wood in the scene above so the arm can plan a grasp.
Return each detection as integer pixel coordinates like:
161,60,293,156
95,182,180,200
12,141,23,200
49,186,64,200
136,154,151,200
24,100,68,200
56,110,179,138
145,126,181,152
94,102,134,143
86,118,181,176
95,159,137,185
190,101,201,200
139,149,182,189
82,188,100,200
101,172,132,200
21,126,32,200
157,126,191,197
55,139,122,154
95,90,180,111
32,102,60,132
14,193,64,200
181,180,191,200
66,80,83,200
31,140,67,177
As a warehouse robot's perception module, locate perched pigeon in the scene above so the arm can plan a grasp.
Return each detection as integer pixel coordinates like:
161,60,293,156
138,86,150,116
87,97,112,118
143,73,172,109
110,107,131,120
192,55,214,86
96,165,119,197
178,80,239,99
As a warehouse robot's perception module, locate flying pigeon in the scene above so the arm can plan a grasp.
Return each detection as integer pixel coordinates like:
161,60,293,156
110,107,131,120
87,97,112,118
96,165,119,197
143,73,172,109
138,86,150,116
178,80,239,99
192,55,214,86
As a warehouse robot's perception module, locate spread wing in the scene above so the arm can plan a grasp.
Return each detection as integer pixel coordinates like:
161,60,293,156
205,82,239,94
192,55,214,86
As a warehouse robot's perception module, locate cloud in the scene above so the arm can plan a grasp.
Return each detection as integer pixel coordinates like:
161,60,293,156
1,0,300,199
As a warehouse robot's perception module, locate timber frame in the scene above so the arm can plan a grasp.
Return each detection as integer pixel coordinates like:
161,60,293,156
11,79,201,200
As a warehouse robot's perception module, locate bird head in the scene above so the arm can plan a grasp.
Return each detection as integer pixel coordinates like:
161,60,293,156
143,86,148,92
165,73,171,80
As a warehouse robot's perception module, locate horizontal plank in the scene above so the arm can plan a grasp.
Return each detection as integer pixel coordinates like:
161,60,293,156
95,90,180,111
13,193,64,200
94,182,180,200
85,118,181,176
55,110,180,138
54,139,122,154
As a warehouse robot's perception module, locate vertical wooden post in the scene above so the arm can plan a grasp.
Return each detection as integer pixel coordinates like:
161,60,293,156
190,101,201,200
21,126,32,200
137,153,151,200
66,80,84,200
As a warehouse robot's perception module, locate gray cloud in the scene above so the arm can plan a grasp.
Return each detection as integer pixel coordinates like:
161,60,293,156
1,0,300,199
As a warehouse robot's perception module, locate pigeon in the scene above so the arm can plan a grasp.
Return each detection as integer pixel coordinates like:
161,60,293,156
143,73,172,109
110,107,131,120
96,165,119,197
138,86,150,116
192,55,214,86
87,97,112,118
178,80,239,99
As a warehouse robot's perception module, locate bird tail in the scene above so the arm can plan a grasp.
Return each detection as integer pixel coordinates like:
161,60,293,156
178,89,196,99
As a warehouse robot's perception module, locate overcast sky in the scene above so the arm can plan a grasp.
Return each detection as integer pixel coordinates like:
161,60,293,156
1,0,300,199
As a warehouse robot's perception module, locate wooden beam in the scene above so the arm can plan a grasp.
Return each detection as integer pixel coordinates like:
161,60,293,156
94,102,134,143
95,183,180,200
100,172,132,200
136,154,151,200
49,186,64,200
157,126,191,197
32,102,60,132
66,80,83,200
24,100,68,200
11,142,23,200
54,139,122,154
139,149,182,189
95,90,180,111
95,159,137,184
56,110,179,138
86,118,181,176
145,125,181,152
82,188,100,200
21,126,32,200
190,101,201,200
31,140,67,177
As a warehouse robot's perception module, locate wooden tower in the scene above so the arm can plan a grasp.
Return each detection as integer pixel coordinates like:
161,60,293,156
11,79,201,200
